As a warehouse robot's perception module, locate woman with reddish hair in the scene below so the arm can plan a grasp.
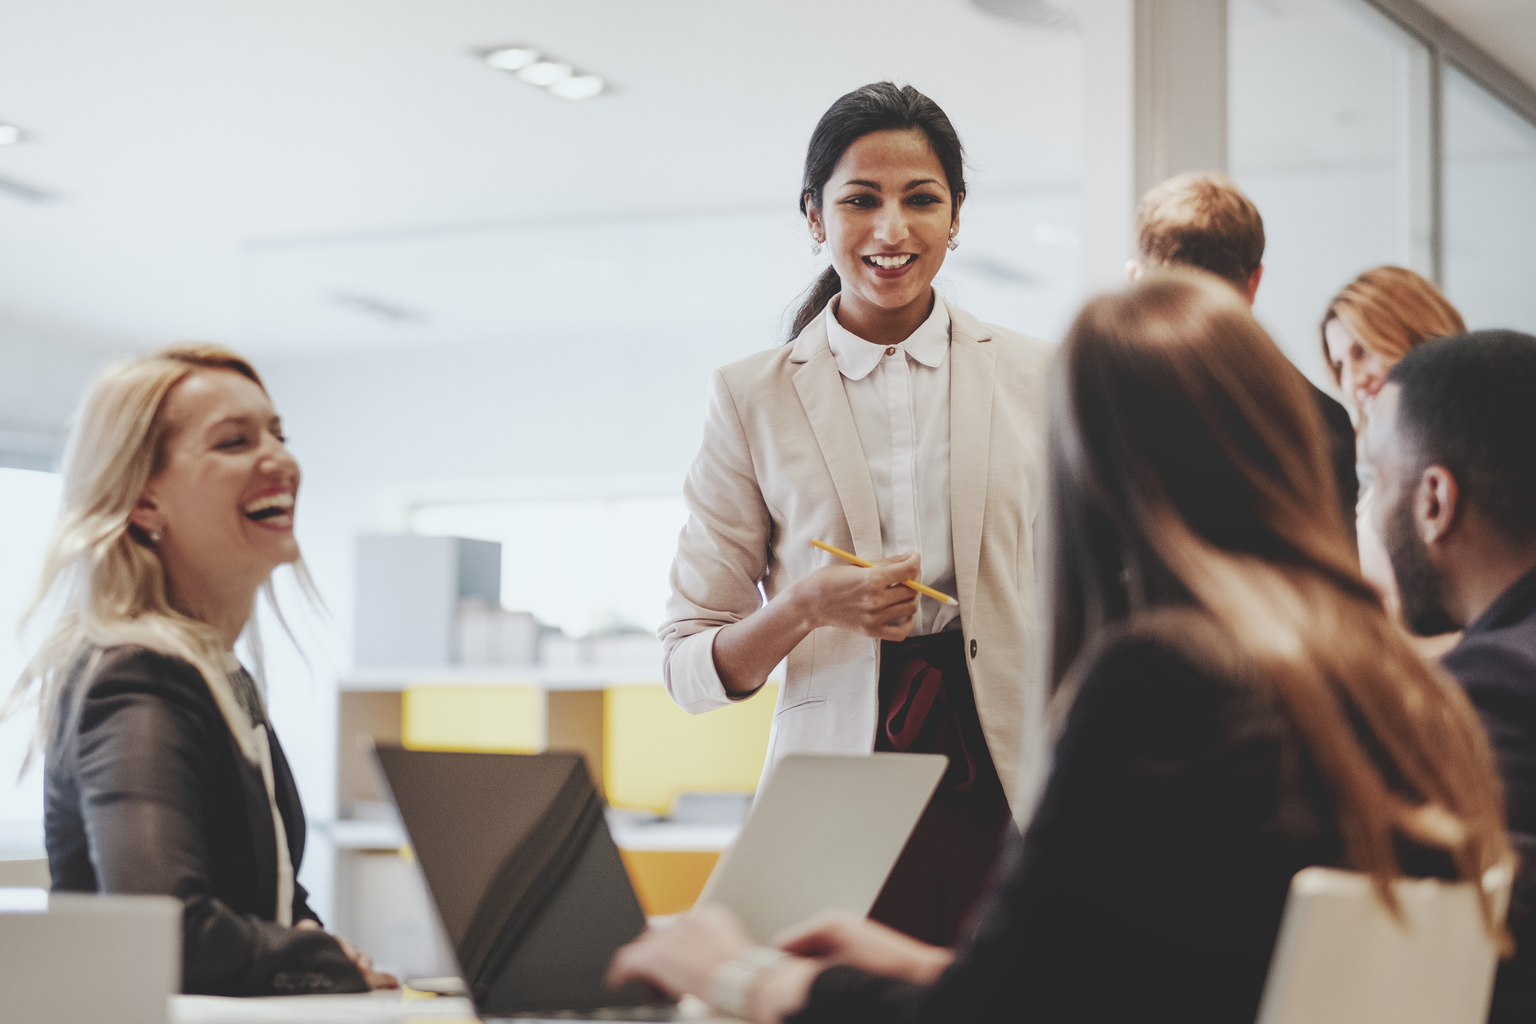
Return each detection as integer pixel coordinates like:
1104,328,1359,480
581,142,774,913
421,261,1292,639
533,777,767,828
1322,266,1465,636
1322,265,1465,420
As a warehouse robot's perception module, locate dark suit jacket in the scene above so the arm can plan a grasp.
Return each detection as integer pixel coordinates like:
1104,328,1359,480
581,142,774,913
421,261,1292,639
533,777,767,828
790,612,1453,1024
1309,381,1359,539
45,646,367,996
1443,566,1536,1024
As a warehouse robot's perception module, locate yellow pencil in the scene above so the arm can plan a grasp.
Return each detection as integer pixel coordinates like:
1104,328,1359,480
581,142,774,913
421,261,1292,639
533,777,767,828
811,539,959,607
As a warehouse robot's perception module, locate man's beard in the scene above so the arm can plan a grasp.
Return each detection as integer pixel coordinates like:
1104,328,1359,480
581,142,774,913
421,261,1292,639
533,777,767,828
1382,489,1459,636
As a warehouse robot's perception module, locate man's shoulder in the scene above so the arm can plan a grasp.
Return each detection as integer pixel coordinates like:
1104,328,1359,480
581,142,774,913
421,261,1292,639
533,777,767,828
1443,621,1536,696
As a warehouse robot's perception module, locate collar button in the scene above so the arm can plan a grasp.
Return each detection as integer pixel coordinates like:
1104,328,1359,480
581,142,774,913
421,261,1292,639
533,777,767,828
885,346,896,356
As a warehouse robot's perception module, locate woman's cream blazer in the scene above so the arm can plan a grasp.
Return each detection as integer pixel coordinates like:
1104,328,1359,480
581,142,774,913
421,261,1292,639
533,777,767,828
659,302,1052,811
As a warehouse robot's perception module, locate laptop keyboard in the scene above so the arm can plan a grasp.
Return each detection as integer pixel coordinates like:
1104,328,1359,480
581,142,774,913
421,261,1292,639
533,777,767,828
488,1007,683,1022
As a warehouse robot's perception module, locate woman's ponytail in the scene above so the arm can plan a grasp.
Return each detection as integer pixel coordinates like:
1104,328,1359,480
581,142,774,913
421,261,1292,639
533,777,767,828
789,266,841,342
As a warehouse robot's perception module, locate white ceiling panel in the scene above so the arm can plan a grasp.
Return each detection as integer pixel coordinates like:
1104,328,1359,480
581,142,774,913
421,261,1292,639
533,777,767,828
0,0,1081,355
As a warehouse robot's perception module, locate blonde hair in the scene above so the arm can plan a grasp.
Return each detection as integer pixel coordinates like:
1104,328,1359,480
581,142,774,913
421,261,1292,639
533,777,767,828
3,344,302,769
1136,172,1265,289
1321,266,1465,384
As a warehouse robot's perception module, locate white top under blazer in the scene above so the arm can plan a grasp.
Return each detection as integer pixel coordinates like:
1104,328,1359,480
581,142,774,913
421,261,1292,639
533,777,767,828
824,292,958,637
658,296,1052,811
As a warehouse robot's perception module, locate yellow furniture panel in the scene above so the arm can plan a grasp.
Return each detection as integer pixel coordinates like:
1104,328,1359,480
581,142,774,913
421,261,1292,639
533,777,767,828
603,684,778,813
619,849,722,917
401,685,544,753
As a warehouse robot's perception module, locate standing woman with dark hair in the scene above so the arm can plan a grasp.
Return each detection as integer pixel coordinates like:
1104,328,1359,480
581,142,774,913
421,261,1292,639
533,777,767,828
659,82,1052,944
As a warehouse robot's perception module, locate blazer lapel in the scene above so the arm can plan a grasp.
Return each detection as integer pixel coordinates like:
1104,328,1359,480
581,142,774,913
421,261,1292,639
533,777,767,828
231,730,281,920
268,727,307,870
790,318,884,560
949,308,997,615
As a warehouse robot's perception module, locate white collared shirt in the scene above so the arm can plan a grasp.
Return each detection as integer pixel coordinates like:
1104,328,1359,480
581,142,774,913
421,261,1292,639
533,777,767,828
824,292,959,635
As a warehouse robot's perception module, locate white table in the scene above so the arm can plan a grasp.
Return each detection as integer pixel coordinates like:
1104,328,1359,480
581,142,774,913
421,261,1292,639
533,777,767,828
170,992,733,1023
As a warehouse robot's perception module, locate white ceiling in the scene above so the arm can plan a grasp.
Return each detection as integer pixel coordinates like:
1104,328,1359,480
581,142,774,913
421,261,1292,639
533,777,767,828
0,0,1080,355
0,0,1529,381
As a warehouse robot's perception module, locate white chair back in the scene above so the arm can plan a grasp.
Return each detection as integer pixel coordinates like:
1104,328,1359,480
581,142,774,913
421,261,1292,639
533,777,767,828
0,856,51,888
0,889,180,1024
1256,866,1510,1024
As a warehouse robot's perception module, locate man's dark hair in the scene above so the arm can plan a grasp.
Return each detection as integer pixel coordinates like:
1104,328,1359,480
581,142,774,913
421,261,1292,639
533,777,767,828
1388,329,1536,542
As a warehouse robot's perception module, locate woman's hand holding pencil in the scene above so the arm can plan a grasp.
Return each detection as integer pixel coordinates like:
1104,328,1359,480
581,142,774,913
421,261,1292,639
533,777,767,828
787,547,922,642
811,539,960,607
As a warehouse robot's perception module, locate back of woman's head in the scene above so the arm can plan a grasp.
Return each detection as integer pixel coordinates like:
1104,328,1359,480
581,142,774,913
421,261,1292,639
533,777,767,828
1321,266,1465,384
4,344,270,763
1049,270,1510,913
788,82,965,339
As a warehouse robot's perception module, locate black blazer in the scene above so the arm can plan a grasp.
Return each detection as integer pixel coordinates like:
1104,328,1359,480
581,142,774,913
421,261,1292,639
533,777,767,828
790,612,1453,1024
1309,381,1359,539
45,646,367,996
1443,565,1536,1024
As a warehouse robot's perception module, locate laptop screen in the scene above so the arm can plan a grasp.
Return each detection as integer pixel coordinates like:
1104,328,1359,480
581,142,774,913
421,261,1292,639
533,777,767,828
373,747,662,1014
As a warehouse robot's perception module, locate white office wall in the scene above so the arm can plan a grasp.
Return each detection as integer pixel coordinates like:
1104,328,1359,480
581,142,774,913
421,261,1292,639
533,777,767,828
255,188,1082,655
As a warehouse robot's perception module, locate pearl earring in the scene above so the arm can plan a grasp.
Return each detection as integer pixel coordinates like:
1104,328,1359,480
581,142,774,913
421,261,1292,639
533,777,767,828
150,529,162,543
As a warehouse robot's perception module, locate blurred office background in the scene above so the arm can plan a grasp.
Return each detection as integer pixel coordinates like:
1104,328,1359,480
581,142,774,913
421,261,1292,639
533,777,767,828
1,0,1533,966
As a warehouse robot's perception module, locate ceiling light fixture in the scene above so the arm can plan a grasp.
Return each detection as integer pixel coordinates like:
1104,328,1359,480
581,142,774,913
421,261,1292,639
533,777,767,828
481,45,607,100
0,125,22,146
548,75,604,101
517,60,572,87
484,46,540,71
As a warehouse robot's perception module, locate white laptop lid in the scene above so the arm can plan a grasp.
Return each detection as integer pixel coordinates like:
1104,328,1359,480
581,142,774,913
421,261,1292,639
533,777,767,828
697,752,947,943
0,889,180,1024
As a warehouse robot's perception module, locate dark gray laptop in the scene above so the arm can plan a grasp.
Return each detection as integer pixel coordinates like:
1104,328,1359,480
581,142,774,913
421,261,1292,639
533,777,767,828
373,747,672,1018
374,746,945,1020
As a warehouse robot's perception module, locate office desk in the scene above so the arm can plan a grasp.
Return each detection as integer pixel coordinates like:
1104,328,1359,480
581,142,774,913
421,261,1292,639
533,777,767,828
171,992,733,1023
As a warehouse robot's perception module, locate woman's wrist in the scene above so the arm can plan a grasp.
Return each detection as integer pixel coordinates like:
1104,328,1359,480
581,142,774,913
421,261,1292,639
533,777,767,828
781,574,823,636
709,945,789,1018
745,956,821,1024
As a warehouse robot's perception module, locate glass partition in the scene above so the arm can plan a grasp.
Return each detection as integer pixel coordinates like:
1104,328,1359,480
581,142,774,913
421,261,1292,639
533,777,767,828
1444,66,1536,334
1229,0,1427,387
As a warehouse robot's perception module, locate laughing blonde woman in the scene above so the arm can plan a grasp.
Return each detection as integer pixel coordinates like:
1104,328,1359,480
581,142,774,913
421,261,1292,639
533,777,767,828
2,345,395,995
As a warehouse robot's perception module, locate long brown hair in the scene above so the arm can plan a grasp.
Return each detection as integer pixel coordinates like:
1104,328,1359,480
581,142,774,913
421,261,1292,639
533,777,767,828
1321,266,1465,386
1047,270,1511,924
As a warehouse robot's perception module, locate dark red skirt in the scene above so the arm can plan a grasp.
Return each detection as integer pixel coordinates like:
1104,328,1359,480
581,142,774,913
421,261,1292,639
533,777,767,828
868,630,1013,946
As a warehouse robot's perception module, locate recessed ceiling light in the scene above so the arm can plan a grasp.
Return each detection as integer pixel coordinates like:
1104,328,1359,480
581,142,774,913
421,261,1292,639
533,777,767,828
548,75,605,101
479,44,610,100
0,125,21,146
484,46,540,72
517,60,573,87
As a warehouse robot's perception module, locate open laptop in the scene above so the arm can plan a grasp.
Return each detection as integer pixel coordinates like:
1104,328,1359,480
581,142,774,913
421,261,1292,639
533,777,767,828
373,747,945,1019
